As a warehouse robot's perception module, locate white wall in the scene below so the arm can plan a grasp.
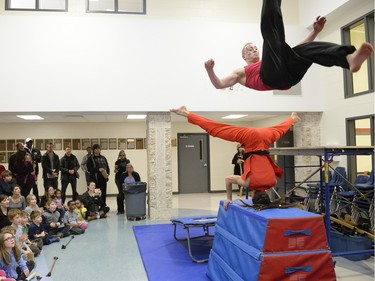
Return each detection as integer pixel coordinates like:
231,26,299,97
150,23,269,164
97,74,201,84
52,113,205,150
298,0,350,27
301,0,374,170
314,0,374,147
0,0,325,113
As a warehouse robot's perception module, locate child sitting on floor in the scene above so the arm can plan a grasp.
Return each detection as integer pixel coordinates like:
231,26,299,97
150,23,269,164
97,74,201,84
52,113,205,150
19,211,40,258
24,195,43,222
64,200,86,235
42,200,69,238
0,230,34,280
7,209,35,264
74,198,88,228
29,210,59,246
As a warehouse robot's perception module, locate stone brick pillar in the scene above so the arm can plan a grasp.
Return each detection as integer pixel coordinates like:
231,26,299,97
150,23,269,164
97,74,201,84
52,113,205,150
146,112,172,220
293,112,323,193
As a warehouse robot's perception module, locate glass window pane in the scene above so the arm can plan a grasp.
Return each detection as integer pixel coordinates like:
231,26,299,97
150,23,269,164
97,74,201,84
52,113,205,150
88,0,115,12
39,0,66,10
354,118,372,175
9,0,36,9
118,0,144,13
350,22,369,94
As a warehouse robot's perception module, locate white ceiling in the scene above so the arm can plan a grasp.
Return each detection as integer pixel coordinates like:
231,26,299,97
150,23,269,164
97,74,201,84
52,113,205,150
0,111,279,123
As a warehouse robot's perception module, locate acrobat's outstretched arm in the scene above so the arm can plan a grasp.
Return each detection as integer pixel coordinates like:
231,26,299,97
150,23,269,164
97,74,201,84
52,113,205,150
204,59,243,89
298,16,327,45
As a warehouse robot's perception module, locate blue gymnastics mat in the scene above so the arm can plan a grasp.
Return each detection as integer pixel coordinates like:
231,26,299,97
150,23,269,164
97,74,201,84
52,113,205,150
133,223,214,281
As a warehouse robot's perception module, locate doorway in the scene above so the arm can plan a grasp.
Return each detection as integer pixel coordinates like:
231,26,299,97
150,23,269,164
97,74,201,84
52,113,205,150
177,133,210,193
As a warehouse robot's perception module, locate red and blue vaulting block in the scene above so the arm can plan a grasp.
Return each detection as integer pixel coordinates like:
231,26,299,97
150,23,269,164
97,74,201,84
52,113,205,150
207,200,336,281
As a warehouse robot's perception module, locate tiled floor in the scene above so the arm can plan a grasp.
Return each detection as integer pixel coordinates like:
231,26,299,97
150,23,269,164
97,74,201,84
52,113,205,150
37,193,373,281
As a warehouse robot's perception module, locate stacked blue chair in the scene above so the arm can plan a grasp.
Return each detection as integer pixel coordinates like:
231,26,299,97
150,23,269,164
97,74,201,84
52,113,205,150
315,167,347,213
352,169,374,225
334,175,368,217
207,200,336,281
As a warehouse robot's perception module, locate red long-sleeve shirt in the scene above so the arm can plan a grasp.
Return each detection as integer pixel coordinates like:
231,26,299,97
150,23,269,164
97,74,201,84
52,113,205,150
187,113,295,190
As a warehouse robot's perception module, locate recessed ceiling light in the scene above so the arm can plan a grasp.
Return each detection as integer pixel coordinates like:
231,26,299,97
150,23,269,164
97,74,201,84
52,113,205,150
127,115,147,120
16,115,44,120
222,114,248,119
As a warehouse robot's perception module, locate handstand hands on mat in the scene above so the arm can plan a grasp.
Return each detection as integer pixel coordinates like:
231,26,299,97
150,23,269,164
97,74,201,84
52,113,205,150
170,106,300,210
205,0,373,91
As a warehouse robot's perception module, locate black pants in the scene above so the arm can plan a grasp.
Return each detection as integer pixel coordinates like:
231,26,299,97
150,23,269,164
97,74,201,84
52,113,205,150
19,181,33,198
96,177,108,207
115,178,125,213
32,182,40,205
61,177,78,203
85,172,91,186
259,0,356,89
43,177,58,191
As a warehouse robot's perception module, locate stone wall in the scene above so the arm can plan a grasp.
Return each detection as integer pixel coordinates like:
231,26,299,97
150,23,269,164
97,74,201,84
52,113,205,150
146,112,173,220
293,112,323,195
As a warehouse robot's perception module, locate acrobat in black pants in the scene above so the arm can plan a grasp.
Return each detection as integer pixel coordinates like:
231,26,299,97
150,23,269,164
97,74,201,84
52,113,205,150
260,0,356,89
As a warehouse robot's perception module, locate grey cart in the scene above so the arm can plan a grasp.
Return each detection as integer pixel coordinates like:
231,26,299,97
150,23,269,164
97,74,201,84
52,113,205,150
123,182,147,220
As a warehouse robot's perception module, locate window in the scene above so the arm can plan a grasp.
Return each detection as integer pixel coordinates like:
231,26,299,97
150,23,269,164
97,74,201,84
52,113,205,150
87,0,146,14
6,0,67,11
346,115,374,182
342,11,374,98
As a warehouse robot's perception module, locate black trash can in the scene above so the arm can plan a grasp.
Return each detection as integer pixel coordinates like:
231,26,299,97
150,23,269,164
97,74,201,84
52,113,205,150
123,182,147,220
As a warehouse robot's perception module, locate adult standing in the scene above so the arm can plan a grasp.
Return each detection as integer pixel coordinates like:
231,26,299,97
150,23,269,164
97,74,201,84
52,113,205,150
8,142,25,178
87,144,110,207
80,146,92,186
13,152,36,198
232,144,244,193
114,150,130,215
60,146,80,203
24,138,42,204
41,142,60,191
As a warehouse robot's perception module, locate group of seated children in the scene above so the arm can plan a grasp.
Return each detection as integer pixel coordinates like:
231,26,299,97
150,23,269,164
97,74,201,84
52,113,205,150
0,181,109,280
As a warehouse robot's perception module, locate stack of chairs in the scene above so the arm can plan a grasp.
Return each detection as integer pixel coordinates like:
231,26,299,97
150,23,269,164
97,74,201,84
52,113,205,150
304,171,332,212
333,175,368,218
314,167,347,213
351,169,374,229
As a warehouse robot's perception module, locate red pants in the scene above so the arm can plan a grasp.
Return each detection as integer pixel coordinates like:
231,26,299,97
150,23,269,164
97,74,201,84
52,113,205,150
188,113,295,190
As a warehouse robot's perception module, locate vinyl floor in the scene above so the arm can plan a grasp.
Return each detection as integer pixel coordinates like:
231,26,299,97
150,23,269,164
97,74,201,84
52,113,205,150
36,193,374,281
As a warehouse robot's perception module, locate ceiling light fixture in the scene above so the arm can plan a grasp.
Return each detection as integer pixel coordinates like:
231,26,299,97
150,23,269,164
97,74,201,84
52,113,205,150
16,115,44,120
127,115,147,120
222,114,248,119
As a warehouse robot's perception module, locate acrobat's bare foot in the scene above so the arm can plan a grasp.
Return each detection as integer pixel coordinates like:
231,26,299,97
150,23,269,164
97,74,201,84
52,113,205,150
291,112,301,123
347,42,373,72
170,106,189,117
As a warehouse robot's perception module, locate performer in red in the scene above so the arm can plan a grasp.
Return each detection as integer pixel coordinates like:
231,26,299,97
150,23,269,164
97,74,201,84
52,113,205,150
205,0,373,91
170,106,301,210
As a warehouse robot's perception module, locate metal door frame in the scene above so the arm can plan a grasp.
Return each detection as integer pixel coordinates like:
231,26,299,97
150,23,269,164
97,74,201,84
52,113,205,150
177,133,211,193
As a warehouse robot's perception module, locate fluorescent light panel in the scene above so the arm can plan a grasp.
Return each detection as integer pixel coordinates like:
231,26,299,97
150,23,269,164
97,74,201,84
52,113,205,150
16,115,44,120
127,114,147,120
222,114,248,119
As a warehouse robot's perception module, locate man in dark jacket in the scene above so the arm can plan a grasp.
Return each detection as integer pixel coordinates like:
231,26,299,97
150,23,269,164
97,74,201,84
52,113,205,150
8,142,25,177
60,146,80,203
87,144,110,207
24,138,42,203
41,142,60,190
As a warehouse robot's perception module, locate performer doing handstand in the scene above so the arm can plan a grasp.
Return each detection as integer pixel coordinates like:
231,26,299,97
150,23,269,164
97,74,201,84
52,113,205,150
205,0,373,91
170,106,301,210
